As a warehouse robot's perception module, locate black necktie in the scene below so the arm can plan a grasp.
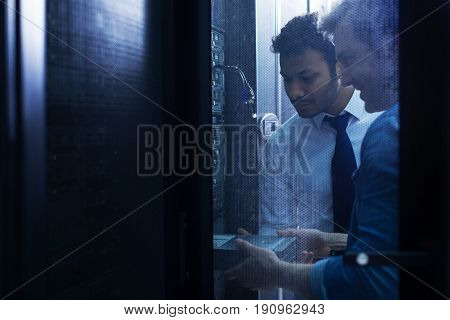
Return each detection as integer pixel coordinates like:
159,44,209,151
324,113,357,232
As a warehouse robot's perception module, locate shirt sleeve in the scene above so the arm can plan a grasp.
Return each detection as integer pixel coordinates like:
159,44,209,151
309,258,329,299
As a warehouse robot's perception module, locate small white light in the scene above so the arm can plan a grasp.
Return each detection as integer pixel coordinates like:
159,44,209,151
356,252,369,266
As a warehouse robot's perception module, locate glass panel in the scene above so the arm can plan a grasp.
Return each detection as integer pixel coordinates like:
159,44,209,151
212,0,400,300
211,0,259,299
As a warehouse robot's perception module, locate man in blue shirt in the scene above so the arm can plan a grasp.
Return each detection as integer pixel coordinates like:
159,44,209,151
226,0,400,299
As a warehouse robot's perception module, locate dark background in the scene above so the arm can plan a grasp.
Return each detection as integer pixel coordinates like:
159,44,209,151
399,0,450,299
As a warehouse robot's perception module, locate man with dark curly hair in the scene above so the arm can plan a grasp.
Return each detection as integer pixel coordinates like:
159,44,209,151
259,13,381,242
227,0,399,299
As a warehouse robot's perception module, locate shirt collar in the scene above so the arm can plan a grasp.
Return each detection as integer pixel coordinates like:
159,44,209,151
311,89,366,128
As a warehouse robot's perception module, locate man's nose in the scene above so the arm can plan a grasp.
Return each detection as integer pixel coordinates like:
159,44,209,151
286,82,305,101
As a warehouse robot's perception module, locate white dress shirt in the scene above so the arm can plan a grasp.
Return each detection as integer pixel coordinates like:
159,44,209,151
259,90,382,235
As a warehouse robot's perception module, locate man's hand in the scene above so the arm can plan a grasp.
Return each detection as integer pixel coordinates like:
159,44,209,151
225,239,282,290
237,228,316,263
225,238,315,297
236,228,251,236
277,228,331,258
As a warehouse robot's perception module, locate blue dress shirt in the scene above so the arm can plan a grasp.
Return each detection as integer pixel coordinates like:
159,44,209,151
310,103,400,299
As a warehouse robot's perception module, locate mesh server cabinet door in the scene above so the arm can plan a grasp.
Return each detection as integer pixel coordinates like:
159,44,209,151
1,0,167,299
2,0,215,300
43,0,166,299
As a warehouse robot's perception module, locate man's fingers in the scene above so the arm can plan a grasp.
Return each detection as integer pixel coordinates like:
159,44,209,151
319,246,332,257
297,251,306,262
225,239,266,280
298,251,309,263
277,228,299,237
298,251,314,263
225,262,243,280
234,239,262,257
306,252,314,263
237,228,251,236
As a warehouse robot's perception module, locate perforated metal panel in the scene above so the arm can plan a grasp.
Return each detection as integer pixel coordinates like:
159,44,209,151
44,0,164,298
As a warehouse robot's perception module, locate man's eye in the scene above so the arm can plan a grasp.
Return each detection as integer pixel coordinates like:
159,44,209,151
341,56,354,67
301,77,313,83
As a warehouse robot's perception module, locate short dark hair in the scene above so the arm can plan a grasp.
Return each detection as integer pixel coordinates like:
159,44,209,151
271,13,337,77
321,0,398,52
321,0,399,102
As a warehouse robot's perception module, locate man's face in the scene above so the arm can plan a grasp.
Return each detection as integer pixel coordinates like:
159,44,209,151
280,49,339,118
334,22,384,113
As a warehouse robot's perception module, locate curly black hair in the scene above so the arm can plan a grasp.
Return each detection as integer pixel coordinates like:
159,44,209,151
271,13,337,77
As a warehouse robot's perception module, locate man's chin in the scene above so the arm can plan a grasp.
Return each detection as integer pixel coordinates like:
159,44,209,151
364,103,374,113
296,107,319,119
364,101,381,114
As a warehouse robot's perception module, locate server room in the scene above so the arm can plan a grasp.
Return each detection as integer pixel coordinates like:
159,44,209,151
0,0,449,301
